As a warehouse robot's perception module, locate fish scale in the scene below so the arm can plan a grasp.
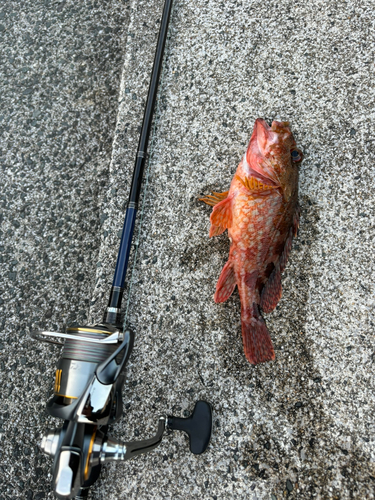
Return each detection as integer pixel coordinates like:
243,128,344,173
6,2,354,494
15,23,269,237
201,118,302,365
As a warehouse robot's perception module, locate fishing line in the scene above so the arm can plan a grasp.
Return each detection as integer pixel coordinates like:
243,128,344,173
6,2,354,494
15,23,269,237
123,1,176,330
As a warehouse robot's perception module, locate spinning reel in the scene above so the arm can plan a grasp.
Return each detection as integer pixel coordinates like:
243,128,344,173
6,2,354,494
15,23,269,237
33,326,212,499
32,1,212,497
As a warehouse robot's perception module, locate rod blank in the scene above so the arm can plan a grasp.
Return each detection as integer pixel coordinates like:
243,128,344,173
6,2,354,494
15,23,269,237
104,0,174,326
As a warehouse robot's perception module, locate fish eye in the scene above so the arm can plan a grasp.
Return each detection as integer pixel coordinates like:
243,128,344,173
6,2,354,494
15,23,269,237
291,149,303,162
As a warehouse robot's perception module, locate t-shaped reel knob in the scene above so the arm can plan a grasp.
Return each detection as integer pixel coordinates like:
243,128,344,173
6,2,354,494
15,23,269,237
168,400,212,454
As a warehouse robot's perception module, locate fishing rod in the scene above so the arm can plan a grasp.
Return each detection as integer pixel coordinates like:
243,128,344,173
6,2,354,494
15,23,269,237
32,0,212,498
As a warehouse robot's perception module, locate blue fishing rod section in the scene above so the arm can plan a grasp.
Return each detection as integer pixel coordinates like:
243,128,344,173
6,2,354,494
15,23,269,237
103,0,173,327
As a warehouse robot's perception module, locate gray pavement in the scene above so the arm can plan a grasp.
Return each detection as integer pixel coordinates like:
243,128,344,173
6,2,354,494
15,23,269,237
0,0,130,498
1,0,375,499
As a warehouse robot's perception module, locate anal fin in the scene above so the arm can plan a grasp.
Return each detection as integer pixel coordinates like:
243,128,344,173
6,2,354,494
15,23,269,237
214,260,236,303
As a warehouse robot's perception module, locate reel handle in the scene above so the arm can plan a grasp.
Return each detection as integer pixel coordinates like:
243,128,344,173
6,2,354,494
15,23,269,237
168,401,212,454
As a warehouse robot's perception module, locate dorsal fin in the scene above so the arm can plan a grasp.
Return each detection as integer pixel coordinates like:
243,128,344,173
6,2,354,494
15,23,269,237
279,227,293,273
261,205,299,312
293,204,300,237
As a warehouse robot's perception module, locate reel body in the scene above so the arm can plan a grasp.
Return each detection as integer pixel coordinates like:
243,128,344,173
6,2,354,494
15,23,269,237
37,325,134,498
35,325,212,499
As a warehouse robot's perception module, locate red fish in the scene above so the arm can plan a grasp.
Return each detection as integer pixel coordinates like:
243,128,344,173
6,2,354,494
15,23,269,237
201,119,303,365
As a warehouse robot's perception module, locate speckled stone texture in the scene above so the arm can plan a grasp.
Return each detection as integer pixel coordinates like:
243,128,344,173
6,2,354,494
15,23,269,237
1,0,375,499
0,0,130,498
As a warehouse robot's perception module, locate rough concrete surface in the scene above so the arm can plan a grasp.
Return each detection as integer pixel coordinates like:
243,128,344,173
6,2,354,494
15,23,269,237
1,0,374,499
0,0,130,498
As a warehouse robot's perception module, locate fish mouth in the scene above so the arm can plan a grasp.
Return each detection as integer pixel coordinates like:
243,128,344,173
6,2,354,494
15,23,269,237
246,119,282,185
255,118,290,136
271,120,290,132
245,118,294,185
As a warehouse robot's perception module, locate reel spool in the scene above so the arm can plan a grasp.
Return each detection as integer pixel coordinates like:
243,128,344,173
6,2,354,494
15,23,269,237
46,325,124,423
32,325,128,424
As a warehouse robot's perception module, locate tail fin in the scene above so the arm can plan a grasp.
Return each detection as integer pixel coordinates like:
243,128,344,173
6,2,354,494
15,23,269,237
241,309,275,365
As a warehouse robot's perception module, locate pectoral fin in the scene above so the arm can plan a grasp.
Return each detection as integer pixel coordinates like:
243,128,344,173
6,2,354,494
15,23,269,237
209,194,234,237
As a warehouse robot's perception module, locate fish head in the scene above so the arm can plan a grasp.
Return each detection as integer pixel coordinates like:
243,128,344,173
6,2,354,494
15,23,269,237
246,118,302,199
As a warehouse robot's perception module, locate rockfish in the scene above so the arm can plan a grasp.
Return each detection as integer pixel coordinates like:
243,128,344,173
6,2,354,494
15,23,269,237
201,119,303,365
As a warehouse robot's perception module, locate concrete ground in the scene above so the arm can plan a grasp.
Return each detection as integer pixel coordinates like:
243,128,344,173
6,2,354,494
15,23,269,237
0,0,374,499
